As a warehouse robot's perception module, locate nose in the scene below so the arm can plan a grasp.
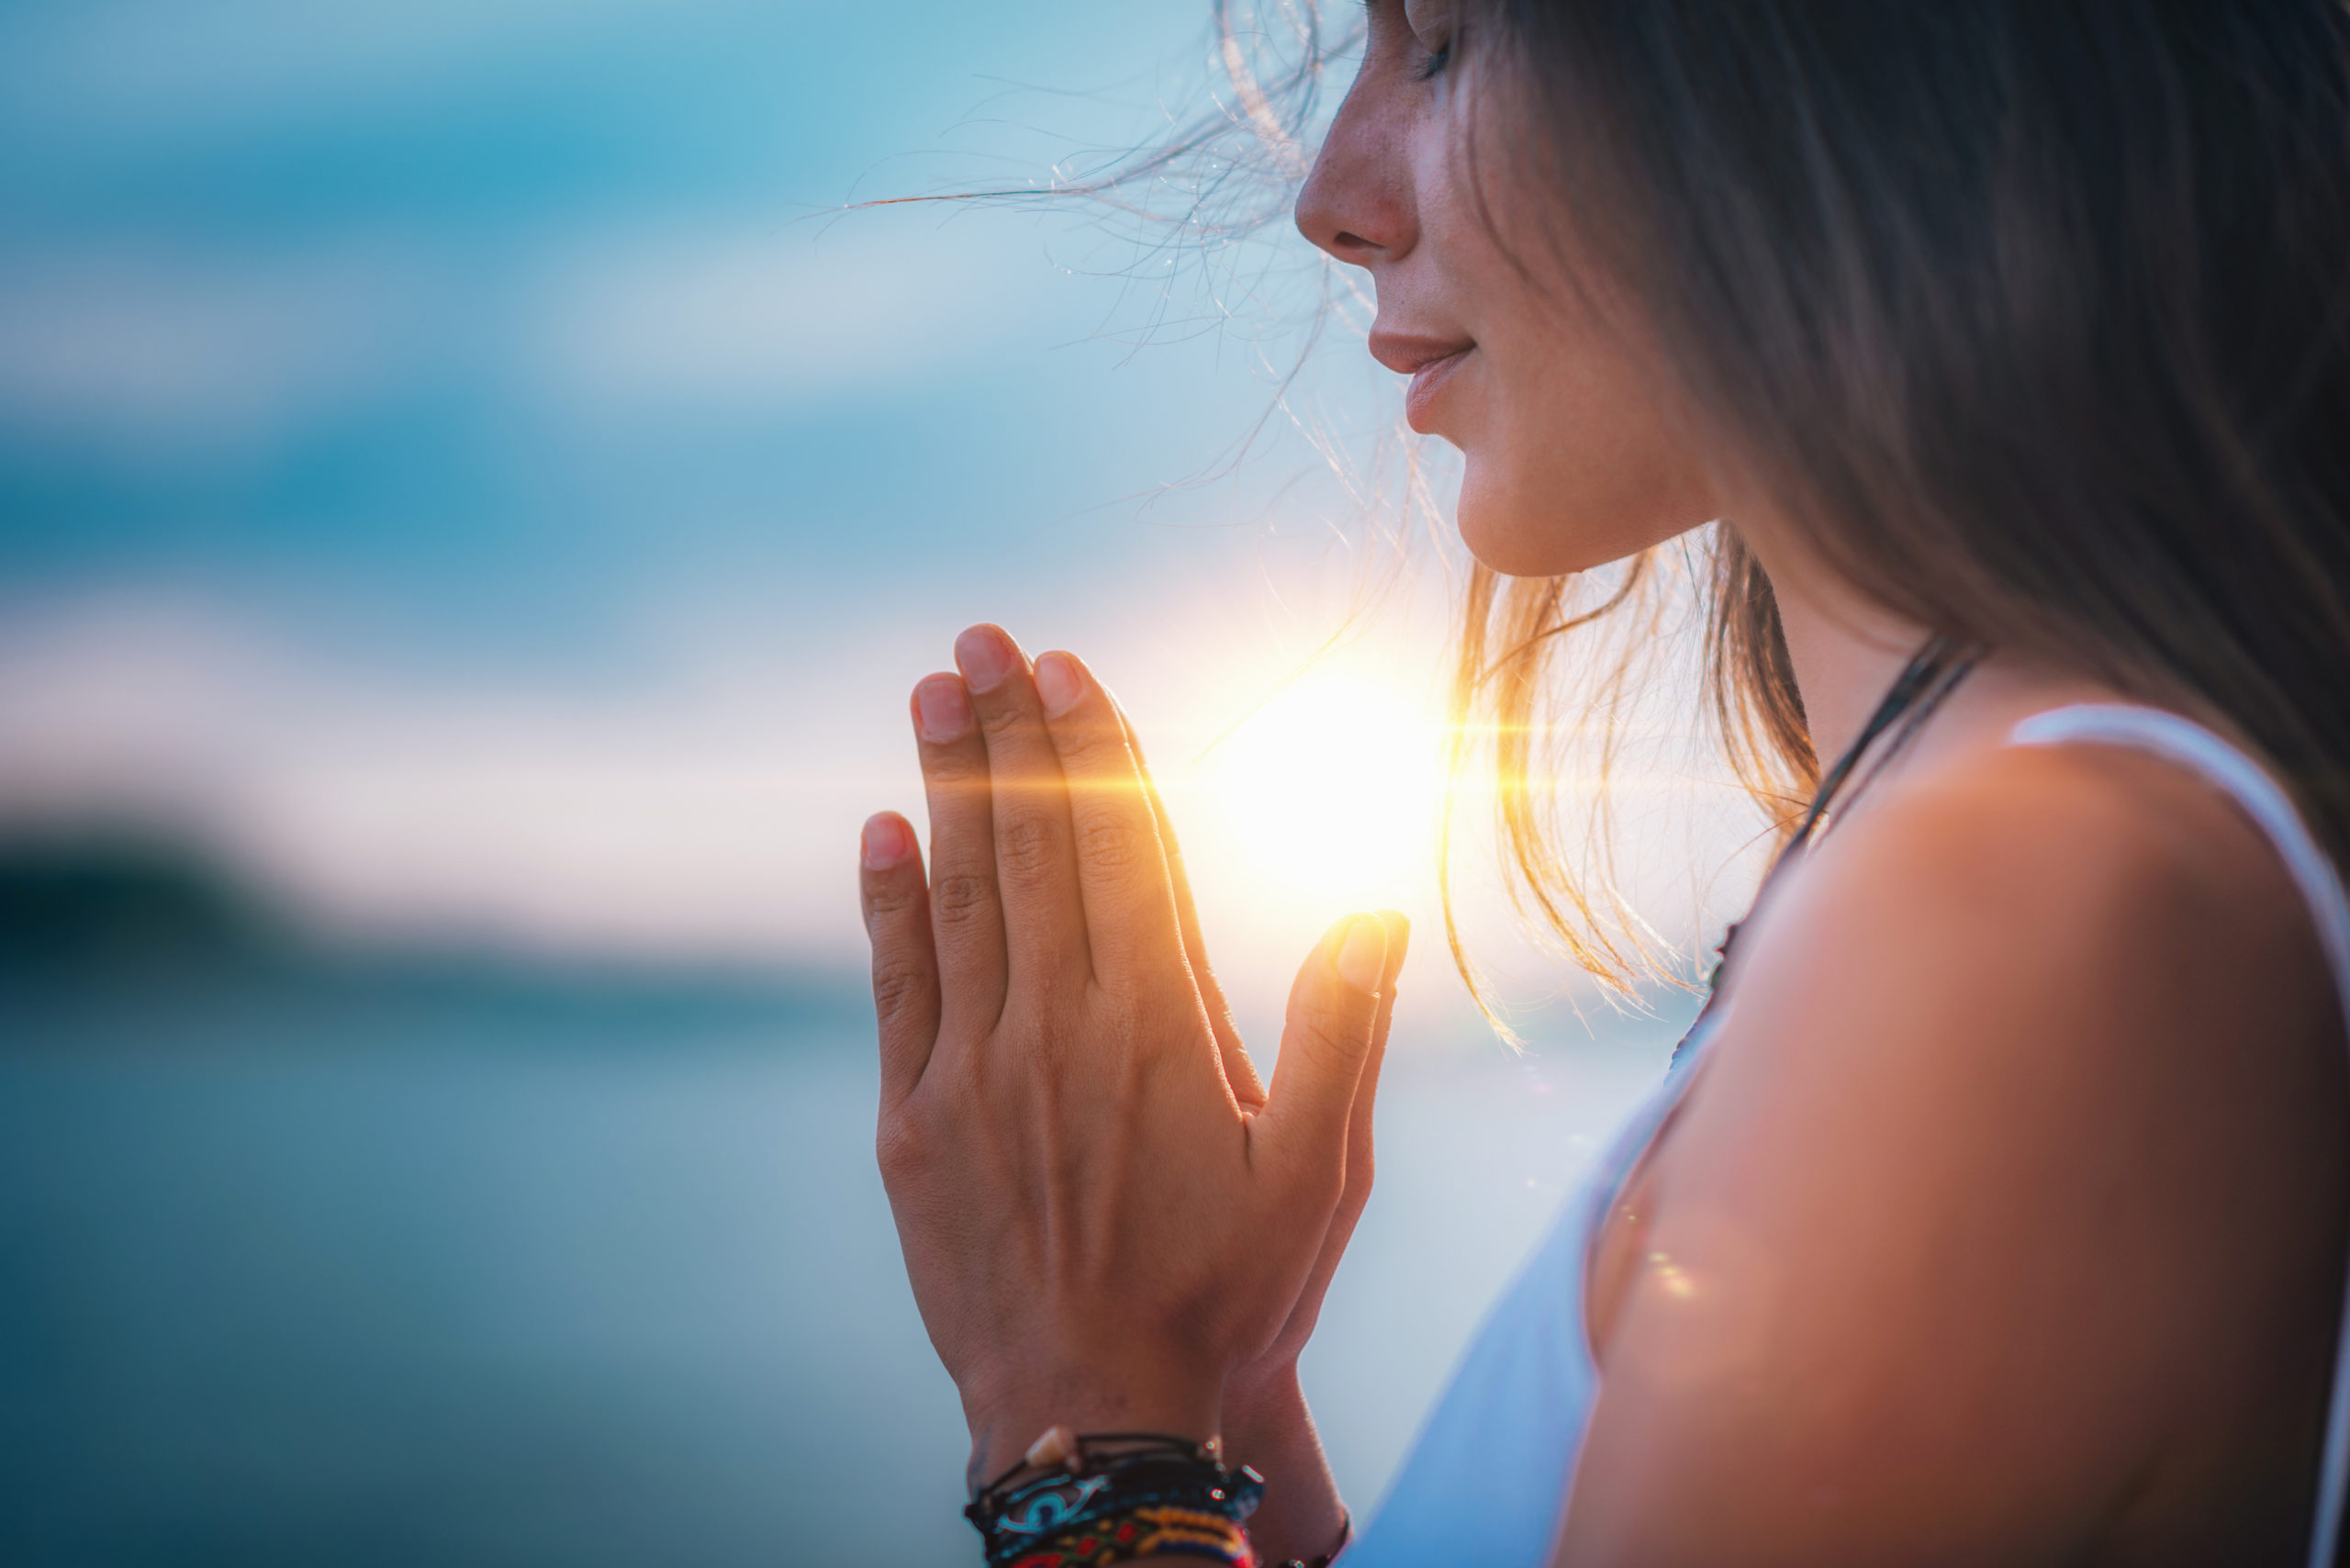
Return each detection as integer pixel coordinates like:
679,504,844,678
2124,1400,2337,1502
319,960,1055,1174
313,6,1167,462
1293,75,1416,268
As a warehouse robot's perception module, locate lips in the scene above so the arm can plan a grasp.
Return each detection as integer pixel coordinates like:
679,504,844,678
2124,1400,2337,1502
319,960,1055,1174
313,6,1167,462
1403,347,1473,432
1368,330,1476,433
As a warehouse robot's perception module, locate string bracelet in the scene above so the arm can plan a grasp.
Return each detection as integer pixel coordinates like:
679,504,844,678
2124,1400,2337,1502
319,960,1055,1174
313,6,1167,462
1270,1510,1349,1568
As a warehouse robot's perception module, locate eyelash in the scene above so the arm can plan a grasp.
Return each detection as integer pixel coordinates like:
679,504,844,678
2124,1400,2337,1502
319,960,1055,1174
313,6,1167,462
1415,38,1452,81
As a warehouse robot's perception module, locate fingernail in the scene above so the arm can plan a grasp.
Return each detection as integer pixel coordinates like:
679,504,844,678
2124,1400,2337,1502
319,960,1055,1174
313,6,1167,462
1337,914,1386,993
954,625,1017,692
914,677,972,743
1035,652,1083,718
863,813,912,869
1379,910,1412,974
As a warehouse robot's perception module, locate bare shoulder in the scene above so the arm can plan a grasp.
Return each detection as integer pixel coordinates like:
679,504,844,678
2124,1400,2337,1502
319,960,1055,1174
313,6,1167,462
1562,734,2349,1563
1730,735,2329,1069
1707,732,2343,1276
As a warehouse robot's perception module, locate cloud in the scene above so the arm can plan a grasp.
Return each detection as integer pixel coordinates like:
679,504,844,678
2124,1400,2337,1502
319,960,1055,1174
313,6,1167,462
0,242,444,459
0,217,1080,462
0,589,904,969
0,578,1768,1032
522,219,1062,416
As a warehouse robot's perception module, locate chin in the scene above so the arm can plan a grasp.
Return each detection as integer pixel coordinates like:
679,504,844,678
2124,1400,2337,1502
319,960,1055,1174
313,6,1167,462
1456,453,1718,580
1456,462,1615,578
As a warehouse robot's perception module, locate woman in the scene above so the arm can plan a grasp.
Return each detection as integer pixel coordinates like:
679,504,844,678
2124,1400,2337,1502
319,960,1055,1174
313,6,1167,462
857,2,2350,1562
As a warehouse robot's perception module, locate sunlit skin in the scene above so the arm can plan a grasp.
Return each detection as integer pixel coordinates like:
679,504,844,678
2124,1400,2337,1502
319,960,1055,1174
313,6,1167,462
861,1,2350,1562
860,631,1408,1563
1304,1,1718,584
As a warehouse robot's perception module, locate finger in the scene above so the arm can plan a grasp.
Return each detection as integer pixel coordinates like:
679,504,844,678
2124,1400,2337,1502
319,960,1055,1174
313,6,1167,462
1348,910,1411,1173
1258,913,1389,1187
1264,915,1410,1358
1337,909,1411,1216
859,812,940,1105
1113,700,1259,1106
1291,909,1412,1292
1035,651,1187,993
956,624,1089,988
912,672,1008,1028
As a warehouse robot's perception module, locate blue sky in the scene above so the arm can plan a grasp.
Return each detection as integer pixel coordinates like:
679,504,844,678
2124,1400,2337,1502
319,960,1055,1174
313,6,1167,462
0,0,1346,634
0,0,1757,1032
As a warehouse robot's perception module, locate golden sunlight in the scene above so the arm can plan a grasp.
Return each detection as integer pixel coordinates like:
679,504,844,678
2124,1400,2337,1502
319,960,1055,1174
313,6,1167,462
1166,654,1449,925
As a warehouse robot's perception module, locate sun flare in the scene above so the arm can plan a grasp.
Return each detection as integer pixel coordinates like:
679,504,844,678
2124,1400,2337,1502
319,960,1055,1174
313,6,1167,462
1164,658,1448,925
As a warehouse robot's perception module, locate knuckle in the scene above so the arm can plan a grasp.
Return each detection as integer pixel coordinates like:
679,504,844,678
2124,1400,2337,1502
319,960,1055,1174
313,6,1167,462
863,873,924,922
923,772,986,813
921,746,986,785
997,813,1060,884
868,956,933,1022
874,1108,926,1182
1056,724,1121,768
930,870,993,927
977,700,1030,741
1075,815,1148,877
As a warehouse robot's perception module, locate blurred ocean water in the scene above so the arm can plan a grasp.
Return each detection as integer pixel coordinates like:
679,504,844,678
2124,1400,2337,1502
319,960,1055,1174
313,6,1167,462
0,846,1682,1566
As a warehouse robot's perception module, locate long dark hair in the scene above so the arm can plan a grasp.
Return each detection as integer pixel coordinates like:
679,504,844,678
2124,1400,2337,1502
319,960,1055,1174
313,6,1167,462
1443,0,2350,990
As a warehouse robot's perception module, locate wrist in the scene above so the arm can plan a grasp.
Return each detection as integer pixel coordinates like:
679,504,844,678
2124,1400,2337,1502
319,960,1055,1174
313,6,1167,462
1222,1363,1315,1476
1216,1366,1348,1566
1221,1358,1307,1451
962,1361,1225,1489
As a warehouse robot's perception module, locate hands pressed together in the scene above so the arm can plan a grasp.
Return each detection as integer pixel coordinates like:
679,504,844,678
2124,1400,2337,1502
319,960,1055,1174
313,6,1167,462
857,623,1406,1561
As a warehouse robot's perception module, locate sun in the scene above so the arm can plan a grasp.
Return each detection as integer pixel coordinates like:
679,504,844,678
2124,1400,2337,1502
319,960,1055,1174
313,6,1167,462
1163,656,1448,928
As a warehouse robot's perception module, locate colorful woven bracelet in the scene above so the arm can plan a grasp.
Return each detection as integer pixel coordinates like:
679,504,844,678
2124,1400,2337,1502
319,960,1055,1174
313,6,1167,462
968,1428,1262,1568
1004,1502,1254,1567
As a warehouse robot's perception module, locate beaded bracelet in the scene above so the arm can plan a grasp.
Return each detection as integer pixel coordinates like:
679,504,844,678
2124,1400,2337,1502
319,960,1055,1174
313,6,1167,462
967,1428,1261,1567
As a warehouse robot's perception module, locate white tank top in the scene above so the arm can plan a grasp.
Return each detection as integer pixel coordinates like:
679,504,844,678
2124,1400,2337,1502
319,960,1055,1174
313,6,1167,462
1346,704,2350,1568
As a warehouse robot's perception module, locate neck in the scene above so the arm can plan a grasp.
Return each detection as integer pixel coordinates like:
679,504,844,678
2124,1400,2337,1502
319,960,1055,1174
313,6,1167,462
1733,522,1929,769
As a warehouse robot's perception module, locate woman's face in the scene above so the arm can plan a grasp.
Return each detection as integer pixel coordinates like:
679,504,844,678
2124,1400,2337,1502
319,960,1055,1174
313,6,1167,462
1295,0,1719,577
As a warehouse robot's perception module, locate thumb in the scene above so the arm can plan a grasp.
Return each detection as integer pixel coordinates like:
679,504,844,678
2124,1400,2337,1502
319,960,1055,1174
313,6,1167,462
1258,913,1389,1182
